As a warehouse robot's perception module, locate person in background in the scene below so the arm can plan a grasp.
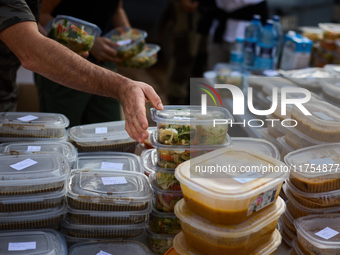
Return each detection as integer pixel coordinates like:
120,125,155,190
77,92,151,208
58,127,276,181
35,0,131,127
0,0,163,143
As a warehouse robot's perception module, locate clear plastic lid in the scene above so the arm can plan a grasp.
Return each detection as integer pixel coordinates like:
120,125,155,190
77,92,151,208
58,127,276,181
261,78,298,97
131,43,160,58
141,149,160,174
76,152,141,172
0,153,69,187
285,126,328,149
259,128,281,150
295,214,340,252
320,79,340,99
68,241,150,255
324,65,340,75
231,137,280,160
67,170,153,205
0,141,77,163
277,136,294,153
284,143,340,177
0,229,67,255
104,27,147,51
319,23,340,35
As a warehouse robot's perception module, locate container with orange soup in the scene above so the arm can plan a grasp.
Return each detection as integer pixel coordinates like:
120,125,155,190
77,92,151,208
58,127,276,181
175,147,288,224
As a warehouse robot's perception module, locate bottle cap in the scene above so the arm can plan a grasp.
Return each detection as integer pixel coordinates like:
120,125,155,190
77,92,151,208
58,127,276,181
236,37,244,43
266,19,274,25
253,14,261,20
272,15,280,21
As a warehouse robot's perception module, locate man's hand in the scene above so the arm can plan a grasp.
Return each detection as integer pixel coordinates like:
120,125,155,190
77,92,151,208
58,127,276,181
119,80,163,143
90,37,122,63
180,0,199,13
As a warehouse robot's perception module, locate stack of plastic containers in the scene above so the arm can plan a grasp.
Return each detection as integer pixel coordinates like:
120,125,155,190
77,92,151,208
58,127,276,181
172,147,287,255
281,143,340,247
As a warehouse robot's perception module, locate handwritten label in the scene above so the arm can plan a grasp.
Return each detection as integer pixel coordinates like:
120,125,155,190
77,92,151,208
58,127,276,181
309,158,335,165
97,251,112,255
101,177,127,185
17,115,39,122
101,162,124,170
117,39,132,46
10,158,38,171
95,127,108,134
8,242,36,251
313,112,334,121
315,227,339,240
233,172,263,184
27,146,41,152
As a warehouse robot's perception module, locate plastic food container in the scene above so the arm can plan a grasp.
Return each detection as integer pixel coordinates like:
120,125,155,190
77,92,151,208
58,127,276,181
290,99,340,142
174,197,285,255
320,79,340,105
150,131,231,169
150,173,183,213
291,238,304,255
0,133,69,143
231,137,280,160
141,149,156,177
47,15,101,53
0,141,77,166
175,147,288,224
276,136,294,161
62,217,146,238
68,240,150,255
0,112,69,138
267,114,287,137
284,143,340,192
0,204,66,230
0,185,66,212
284,126,327,150
295,214,340,255
145,227,175,255
214,63,242,86
67,204,150,225
259,128,282,151
104,27,147,59
299,26,323,41
151,106,234,146
0,229,67,255
149,206,181,235
121,43,160,68
67,169,153,211
279,217,295,246
0,153,69,196
282,204,297,235
75,151,141,172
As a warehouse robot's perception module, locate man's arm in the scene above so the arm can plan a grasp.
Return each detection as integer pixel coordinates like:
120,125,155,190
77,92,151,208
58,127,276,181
0,21,163,142
112,0,130,28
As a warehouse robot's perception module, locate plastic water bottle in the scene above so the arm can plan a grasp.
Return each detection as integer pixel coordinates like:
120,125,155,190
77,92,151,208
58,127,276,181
272,15,283,68
254,20,278,70
243,15,262,68
230,38,244,65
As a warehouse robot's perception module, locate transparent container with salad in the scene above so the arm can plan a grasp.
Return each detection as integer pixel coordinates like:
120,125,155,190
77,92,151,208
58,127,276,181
174,197,285,255
145,227,175,255
151,106,234,146
47,15,101,53
175,147,288,224
149,205,181,235
121,43,160,68
104,27,147,59
0,112,69,138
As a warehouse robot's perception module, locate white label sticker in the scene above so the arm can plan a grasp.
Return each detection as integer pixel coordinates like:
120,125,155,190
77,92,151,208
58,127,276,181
95,127,108,134
17,115,39,122
233,172,263,184
173,117,196,120
309,158,335,165
10,158,38,171
8,242,36,251
313,112,334,121
247,187,278,217
96,251,112,255
27,146,41,152
315,227,339,240
101,177,127,185
117,39,132,46
100,162,124,170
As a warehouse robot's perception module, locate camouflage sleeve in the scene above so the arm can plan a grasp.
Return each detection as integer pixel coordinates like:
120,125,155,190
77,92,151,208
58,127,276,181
0,0,37,33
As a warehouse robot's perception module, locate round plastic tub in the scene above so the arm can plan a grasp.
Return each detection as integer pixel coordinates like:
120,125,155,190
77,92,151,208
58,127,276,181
174,197,285,255
276,136,294,161
284,143,340,193
149,205,181,235
145,227,175,255
121,43,160,68
284,126,328,150
175,147,288,224
151,105,234,146
295,214,340,255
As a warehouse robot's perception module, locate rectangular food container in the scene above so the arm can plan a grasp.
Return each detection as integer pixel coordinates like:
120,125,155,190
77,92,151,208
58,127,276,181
76,151,141,173
149,205,181,235
47,15,101,53
62,217,147,238
68,240,150,255
284,143,340,192
121,43,160,68
266,114,286,138
151,105,234,146
0,112,69,138
282,203,297,235
0,141,77,167
67,169,153,211
279,217,295,246
174,197,285,255
214,63,243,87
0,153,69,196
259,128,282,151
0,133,69,144
67,204,150,225
145,227,175,255
320,79,340,105
175,147,288,224
0,229,67,255
69,121,138,151
276,136,294,161
150,131,231,169
292,238,304,255
141,149,156,177
0,204,66,230
104,27,147,59
150,172,183,213
295,214,340,255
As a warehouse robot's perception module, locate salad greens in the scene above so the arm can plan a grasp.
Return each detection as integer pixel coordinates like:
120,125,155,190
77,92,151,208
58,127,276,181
156,171,181,190
121,44,159,68
155,193,182,213
149,214,181,235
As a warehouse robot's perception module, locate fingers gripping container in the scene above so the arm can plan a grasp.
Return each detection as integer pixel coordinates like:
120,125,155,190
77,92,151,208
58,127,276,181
0,229,67,255
151,106,234,146
0,112,69,138
121,43,161,68
47,15,101,53
175,147,288,224
69,121,138,152
174,197,285,255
